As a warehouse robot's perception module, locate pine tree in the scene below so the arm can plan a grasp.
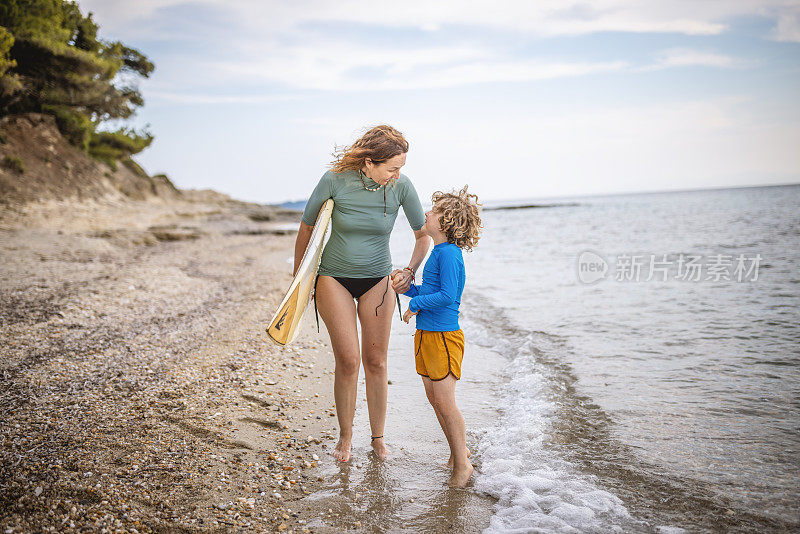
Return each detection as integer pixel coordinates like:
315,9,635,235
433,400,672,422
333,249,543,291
0,0,155,163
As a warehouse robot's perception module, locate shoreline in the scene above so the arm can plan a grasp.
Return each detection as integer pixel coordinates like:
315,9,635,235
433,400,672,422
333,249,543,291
0,199,338,532
299,316,502,533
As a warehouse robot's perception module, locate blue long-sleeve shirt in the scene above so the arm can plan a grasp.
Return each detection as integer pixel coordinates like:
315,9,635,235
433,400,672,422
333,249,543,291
403,242,465,331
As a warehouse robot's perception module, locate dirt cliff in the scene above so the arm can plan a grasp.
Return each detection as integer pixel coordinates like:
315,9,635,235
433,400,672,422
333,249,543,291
0,113,296,229
0,113,183,206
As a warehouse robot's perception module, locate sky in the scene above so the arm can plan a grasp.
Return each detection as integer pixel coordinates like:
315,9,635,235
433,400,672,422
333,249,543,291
81,0,800,204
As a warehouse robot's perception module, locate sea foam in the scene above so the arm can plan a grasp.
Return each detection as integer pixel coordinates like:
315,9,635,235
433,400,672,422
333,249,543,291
469,326,634,533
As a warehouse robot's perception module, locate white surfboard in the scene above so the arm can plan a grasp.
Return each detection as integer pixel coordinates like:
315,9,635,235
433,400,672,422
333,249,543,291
266,199,334,346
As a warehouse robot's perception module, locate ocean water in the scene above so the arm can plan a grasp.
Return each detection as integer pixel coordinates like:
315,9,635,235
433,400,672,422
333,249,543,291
305,184,800,533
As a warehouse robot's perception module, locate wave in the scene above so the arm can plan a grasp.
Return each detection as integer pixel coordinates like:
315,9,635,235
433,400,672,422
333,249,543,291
462,293,641,532
461,291,787,533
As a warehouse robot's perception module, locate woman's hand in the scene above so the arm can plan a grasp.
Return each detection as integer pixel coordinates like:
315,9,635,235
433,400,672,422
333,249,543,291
402,308,417,324
391,269,413,294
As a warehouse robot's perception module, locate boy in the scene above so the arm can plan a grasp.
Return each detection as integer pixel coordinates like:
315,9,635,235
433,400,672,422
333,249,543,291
391,186,482,487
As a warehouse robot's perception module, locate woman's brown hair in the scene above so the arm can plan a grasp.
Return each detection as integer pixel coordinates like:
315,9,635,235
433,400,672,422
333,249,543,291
432,186,483,251
331,125,409,173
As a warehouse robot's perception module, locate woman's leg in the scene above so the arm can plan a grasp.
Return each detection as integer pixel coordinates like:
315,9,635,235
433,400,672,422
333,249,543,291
428,374,473,487
315,275,360,462
356,276,394,459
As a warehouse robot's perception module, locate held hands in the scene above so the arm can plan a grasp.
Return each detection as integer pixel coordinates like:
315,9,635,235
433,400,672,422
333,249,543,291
392,268,417,323
390,268,413,294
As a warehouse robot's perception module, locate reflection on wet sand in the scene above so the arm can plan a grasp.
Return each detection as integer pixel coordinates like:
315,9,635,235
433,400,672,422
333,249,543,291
307,447,491,533
302,321,502,533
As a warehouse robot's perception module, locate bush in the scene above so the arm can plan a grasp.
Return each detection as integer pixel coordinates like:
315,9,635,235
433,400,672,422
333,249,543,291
43,104,93,150
121,157,148,177
2,154,24,173
88,143,118,170
88,129,153,168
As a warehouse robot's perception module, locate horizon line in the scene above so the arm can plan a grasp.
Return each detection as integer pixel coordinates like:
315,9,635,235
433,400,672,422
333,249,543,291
266,180,800,207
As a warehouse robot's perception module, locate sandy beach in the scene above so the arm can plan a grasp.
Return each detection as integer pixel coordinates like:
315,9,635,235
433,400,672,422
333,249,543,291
0,113,499,533
0,198,345,533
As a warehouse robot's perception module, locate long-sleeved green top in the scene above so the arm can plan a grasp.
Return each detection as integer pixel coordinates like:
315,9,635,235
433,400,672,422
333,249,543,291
301,169,425,278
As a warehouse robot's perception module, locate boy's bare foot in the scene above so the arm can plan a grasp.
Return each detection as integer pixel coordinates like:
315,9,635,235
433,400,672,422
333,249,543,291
447,447,471,468
448,460,474,488
371,437,389,460
331,438,352,462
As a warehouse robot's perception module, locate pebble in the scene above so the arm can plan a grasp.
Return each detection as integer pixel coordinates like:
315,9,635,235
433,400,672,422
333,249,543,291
0,212,331,533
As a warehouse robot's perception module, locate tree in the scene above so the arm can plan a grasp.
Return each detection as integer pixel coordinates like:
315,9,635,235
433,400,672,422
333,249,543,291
0,0,155,161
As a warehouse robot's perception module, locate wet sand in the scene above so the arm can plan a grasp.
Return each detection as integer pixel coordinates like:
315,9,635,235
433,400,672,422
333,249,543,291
302,320,504,533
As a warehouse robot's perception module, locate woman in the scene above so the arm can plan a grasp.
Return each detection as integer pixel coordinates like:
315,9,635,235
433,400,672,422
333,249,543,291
294,125,430,462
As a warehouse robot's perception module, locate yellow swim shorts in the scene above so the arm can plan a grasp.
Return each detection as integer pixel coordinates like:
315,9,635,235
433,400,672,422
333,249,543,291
414,329,465,381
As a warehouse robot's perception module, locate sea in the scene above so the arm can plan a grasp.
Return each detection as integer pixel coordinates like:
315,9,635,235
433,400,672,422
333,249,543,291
302,183,800,533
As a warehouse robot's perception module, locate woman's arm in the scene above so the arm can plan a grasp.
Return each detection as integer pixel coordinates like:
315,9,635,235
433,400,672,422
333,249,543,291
392,229,431,293
394,177,428,292
408,229,431,273
295,172,334,276
293,222,314,276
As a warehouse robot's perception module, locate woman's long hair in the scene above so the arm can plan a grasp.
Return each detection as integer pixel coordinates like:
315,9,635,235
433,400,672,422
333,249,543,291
331,125,409,173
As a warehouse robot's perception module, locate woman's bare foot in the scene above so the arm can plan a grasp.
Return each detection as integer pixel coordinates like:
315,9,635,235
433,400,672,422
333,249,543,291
448,460,474,488
447,447,471,467
370,437,389,460
332,437,352,462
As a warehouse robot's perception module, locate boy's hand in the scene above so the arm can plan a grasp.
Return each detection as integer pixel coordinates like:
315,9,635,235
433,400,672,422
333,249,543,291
402,308,417,324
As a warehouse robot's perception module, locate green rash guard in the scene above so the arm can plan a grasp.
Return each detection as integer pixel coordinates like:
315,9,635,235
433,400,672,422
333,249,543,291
301,169,425,278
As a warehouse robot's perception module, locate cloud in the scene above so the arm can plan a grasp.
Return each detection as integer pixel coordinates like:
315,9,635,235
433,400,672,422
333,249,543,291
647,48,751,70
144,91,304,104
208,40,628,91
80,0,800,40
199,41,748,92
769,8,800,42
74,0,793,96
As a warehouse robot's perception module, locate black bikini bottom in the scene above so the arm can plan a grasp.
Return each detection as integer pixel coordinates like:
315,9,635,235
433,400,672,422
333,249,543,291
312,275,403,332
333,276,385,299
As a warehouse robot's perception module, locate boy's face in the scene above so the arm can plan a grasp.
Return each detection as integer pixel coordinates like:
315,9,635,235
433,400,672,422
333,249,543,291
423,207,444,237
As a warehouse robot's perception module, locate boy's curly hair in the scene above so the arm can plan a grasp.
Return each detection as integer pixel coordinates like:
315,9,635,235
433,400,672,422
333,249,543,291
432,185,483,251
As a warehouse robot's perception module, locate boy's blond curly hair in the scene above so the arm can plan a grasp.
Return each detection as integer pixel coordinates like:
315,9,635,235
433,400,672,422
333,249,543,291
432,185,483,251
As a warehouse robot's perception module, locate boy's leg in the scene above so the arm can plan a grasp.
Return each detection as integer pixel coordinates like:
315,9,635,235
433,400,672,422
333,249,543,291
422,376,448,436
422,376,471,466
429,374,473,487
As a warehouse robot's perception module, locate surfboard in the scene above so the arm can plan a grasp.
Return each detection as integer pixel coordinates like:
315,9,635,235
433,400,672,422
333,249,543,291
266,199,334,346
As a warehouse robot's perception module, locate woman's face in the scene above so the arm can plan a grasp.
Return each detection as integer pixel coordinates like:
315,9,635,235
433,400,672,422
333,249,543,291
365,153,406,185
